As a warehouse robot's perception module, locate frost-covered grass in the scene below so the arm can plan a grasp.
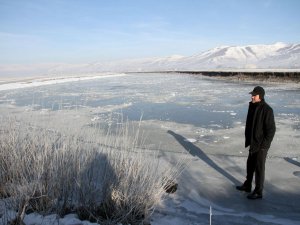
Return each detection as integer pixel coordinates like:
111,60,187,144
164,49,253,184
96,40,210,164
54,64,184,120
0,115,184,225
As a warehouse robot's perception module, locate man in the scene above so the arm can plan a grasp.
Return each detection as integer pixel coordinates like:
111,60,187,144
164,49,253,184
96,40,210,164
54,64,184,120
236,86,276,199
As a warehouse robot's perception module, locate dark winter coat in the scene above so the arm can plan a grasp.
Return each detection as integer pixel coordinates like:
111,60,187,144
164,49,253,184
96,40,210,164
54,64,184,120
245,100,276,153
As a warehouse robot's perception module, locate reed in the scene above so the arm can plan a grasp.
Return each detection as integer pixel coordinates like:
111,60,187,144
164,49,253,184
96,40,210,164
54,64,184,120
0,115,184,224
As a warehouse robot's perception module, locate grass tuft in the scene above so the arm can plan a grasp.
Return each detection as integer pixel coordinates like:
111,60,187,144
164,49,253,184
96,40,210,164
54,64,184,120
0,115,185,224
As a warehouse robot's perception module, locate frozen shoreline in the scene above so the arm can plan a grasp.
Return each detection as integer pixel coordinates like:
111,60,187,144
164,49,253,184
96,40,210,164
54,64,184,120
0,73,126,91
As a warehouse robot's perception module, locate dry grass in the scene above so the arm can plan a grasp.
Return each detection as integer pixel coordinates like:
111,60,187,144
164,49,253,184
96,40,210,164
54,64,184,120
0,115,185,225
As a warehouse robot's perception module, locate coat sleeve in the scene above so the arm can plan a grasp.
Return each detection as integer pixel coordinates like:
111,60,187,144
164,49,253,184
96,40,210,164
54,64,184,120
261,107,276,149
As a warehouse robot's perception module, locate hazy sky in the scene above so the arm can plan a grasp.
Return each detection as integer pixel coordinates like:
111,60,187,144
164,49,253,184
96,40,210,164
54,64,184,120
1,0,299,64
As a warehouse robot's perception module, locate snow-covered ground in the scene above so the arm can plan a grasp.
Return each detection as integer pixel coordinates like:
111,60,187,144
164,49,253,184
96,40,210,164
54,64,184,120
0,73,126,91
0,72,299,225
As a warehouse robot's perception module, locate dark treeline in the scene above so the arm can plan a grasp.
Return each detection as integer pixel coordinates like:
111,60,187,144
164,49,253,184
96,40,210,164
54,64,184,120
173,71,300,82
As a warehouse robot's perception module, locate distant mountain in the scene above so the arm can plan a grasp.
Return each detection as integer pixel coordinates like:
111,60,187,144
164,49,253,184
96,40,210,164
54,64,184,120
85,42,300,72
1,42,299,78
175,42,300,70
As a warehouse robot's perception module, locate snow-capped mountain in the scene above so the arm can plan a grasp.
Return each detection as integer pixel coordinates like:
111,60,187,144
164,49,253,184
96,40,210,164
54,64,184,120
183,42,300,70
85,42,300,72
1,42,299,78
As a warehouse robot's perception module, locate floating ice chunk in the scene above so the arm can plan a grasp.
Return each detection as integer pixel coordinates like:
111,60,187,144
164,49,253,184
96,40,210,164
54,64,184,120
184,138,197,143
212,110,226,113
230,112,237,116
91,116,101,121
223,136,230,139
40,109,50,114
209,124,222,128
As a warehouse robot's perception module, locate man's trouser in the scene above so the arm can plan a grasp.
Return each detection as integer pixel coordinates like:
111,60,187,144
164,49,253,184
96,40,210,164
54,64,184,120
244,148,268,194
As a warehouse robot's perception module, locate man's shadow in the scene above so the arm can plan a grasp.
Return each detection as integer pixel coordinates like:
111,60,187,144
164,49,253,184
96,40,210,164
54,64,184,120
167,130,239,185
284,157,300,167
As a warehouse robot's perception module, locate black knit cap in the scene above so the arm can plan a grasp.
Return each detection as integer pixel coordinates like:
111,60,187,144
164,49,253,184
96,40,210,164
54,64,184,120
249,86,265,99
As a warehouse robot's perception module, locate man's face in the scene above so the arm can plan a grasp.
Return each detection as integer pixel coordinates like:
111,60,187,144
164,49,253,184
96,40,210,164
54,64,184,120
251,94,261,103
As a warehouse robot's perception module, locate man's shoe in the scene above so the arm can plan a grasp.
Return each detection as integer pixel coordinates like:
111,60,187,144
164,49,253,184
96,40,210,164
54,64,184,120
247,192,262,200
236,185,251,193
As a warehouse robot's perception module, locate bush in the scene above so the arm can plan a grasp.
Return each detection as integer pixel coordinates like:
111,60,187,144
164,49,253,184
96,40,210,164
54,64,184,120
0,115,183,224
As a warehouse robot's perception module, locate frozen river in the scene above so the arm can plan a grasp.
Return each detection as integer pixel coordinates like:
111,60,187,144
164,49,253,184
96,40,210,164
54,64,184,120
1,72,300,225
1,72,299,129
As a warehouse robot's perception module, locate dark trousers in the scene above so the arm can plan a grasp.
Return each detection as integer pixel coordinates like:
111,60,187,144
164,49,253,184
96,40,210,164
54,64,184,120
244,149,268,194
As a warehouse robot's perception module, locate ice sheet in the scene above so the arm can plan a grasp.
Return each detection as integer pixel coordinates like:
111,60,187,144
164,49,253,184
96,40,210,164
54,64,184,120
1,72,300,225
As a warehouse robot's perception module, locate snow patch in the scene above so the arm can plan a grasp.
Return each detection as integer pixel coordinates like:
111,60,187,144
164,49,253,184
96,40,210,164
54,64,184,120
184,138,197,143
0,73,126,91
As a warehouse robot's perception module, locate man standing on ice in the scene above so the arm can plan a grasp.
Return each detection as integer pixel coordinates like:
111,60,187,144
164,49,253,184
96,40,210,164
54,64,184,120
236,86,276,199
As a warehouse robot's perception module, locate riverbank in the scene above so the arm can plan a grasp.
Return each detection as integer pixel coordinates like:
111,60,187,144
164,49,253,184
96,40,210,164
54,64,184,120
171,70,300,83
